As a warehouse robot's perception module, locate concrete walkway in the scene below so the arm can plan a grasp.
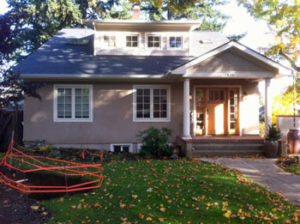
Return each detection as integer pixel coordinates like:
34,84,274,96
199,158,300,207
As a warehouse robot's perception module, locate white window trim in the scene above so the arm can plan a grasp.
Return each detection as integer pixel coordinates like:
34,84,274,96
133,84,171,122
53,84,93,122
110,144,133,153
146,34,162,50
125,33,140,49
167,36,184,50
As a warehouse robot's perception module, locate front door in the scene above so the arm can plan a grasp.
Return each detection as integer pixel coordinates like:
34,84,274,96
194,87,239,136
207,89,226,135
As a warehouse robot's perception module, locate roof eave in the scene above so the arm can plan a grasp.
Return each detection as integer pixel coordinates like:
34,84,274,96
20,74,167,80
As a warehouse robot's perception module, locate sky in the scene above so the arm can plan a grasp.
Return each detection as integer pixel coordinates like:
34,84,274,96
0,0,293,94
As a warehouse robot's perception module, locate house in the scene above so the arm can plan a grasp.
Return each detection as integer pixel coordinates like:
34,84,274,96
16,10,292,156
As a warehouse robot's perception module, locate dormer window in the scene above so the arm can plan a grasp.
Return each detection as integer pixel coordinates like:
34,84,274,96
147,35,161,48
104,36,116,48
169,36,183,49
126,35,139,48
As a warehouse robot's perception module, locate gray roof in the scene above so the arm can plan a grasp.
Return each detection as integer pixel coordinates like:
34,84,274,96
15,28,193,78
190,31,229,56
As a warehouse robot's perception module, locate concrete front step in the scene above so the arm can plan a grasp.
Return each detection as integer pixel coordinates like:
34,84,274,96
191,143,264,156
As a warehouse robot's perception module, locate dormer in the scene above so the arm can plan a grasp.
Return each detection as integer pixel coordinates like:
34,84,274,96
84,20,201,56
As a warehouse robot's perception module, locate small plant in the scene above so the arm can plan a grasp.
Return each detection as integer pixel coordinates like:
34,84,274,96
266,123,281,141
138,127,172,158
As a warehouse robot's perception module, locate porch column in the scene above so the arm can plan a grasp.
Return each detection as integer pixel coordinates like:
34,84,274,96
265,78,272,133
183,78,191,139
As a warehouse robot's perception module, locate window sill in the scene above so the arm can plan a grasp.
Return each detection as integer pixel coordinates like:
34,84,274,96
133,118,170,122
54,119,93,123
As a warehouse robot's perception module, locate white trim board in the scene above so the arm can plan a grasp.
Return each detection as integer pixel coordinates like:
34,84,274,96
184,72,274,79
132,84,171,122
171,41,293,76
53,84,93,122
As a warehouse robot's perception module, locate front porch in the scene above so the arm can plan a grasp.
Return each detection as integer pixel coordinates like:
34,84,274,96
170,41,292,157
179,77,269,157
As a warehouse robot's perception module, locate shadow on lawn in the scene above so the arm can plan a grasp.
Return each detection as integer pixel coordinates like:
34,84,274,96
0,166,94,200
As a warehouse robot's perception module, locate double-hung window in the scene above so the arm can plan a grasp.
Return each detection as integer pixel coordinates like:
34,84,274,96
147,35,161,48
169,36,183,49
133,85,170,122
54,85,93,122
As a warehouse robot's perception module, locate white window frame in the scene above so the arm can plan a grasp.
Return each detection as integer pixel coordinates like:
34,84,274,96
133,85,171,122
53,84,93,122
146,34,162,49
103,35,116,48
125,34,140,48
168,36,183,49
110,144,133,153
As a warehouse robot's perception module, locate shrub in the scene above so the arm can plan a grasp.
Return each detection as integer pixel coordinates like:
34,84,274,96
266,123,281,141
138,127,172,158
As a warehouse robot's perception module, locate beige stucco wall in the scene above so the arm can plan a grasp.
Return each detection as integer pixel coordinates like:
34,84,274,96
24,79,260,150
24,82,183,148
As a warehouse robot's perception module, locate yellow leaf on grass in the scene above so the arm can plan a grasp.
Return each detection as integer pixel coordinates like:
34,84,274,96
160,207,166,213
30,205,39,211
223,210,232,219
139,213,144,219
132,195,138,199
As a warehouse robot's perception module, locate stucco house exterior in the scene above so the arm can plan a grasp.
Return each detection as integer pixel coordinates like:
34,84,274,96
16,16,292,156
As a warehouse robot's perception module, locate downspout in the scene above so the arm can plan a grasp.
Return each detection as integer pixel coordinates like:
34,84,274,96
293,70,296,128
92,21,96,56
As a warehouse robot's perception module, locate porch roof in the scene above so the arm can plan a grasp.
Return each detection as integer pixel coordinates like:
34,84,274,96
170,41,293,78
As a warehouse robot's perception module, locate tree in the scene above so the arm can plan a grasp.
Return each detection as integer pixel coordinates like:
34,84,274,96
237,0,300,72
0,70,44,142
272,74,300,119
135,0,229,30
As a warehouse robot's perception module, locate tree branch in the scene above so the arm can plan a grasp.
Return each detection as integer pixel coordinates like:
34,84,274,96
279,50,300,72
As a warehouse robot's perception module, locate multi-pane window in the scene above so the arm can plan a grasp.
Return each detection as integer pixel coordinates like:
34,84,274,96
134,85,170,121
54,85,92,121
136,89,150,118
126,35,139,47
169,37,182,48
103,36,116,48
147,35,161,48
229,89,239,132
153,89,167,118
111,144,132,153
75,88,90,118
208,90,225,102
57,88,72,118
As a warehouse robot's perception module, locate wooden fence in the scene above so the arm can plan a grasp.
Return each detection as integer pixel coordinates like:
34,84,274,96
0,110,23,151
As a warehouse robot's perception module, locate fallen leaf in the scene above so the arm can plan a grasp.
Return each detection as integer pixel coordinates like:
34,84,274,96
160,207,166,213
30,205,39,211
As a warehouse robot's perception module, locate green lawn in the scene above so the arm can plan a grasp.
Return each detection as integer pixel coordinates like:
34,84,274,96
41,159,297,224
283,163,300,175
277,157,300,175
